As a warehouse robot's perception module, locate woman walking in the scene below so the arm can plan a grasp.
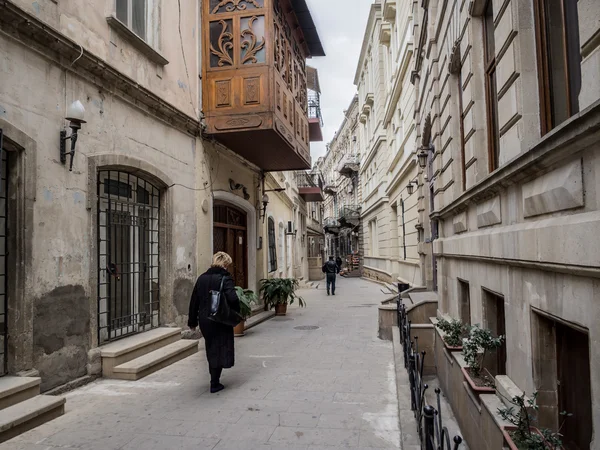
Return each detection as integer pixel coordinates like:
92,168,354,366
188,252,241,393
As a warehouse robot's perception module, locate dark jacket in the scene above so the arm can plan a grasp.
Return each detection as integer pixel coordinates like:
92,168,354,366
188,267,241,369
336,257,343,269
322,260,340,275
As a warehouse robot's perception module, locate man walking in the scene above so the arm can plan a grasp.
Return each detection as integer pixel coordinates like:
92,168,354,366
322,256,340,296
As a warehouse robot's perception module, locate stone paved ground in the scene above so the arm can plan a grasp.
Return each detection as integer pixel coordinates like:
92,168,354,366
2,277,402,450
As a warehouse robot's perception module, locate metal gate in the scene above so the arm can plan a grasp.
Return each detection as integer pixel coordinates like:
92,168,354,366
97,171,160,344
0,136,7,375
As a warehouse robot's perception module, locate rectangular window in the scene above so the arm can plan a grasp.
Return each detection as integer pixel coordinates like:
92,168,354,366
483,288,506,375
116,0,148,41
483,0,500,171
458,279,471,325
534,0,581,134
267,218,277,272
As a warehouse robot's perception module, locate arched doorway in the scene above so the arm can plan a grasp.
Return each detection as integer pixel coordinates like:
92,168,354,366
213,202,248,288
97,170,161,343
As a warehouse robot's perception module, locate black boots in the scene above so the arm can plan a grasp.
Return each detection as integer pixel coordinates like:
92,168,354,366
210,367,224,393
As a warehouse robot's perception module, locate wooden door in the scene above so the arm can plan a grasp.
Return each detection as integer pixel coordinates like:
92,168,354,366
556,322,592,450
213,203,248,288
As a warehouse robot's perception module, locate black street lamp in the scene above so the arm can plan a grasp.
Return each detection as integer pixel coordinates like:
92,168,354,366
417,149,429,169
407,182,415,195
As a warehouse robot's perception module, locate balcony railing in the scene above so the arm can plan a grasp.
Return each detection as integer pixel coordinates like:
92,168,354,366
337,155,360,177
296,171,324,202
324,217,340,234
339,205,360,228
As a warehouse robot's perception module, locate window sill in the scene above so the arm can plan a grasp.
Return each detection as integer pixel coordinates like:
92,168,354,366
106,16,169,66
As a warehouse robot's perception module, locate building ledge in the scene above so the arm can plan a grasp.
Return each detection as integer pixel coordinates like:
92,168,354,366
107,16,169,66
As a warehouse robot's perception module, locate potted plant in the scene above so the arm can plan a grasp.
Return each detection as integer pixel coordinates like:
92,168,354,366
234,287,257,337
436,317,469,351
498,391,569,450
259,277,305,316
461,324,505,393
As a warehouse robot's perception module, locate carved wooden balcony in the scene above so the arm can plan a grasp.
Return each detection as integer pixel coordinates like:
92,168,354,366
202,0,325,171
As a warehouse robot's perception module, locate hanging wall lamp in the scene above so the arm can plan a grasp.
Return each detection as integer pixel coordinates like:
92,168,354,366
417,148,429,169
60,100,87,171
407,182,415,196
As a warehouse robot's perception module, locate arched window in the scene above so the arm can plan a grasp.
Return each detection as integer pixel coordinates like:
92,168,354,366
268,218,277,273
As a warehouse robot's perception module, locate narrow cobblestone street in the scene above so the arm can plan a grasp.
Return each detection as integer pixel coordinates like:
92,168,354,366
2,278,401,450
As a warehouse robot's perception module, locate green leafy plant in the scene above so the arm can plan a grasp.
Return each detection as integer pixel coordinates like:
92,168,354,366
498,391,570,449
259,278,306,309
462,324,505,377
235,287,258,320
436,317,469,347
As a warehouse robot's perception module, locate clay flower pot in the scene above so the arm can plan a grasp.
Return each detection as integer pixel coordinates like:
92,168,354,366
461,367,496,394
275,304,288,316
442,338,463,352
502,426,547,450
234,321,246,337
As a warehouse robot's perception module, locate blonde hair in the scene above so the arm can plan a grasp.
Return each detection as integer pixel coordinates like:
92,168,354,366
211,252,233,269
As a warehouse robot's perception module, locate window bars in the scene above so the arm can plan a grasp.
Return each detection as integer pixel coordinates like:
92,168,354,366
97,171,160,344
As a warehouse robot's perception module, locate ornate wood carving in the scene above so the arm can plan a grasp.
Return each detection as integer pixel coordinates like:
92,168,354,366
241,16,266,64
216,80,232,107
214,116,263,130
275,119,294,145
211,0,261,14
210,20,234,67
244,77,260,104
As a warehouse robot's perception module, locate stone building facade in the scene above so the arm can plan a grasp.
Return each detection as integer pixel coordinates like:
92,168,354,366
410,0,600,447
318,96,363,274
354,1,421,286
0,0,322,391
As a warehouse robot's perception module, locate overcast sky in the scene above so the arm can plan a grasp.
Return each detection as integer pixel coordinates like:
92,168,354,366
305,0,373,160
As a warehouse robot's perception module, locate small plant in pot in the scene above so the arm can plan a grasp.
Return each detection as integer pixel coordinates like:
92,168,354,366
461,324,505,393
234,287,257,337
436,317,469,351
498,391,569,450
259,277,305,316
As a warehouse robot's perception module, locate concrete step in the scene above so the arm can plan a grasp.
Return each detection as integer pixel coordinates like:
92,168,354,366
111,340,198,381
0,395,65,444
100,328,182,377
0,377,40,410
245,310,276,331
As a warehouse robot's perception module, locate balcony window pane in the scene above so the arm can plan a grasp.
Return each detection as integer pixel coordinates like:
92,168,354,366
210,19,234,67
241,16,266,64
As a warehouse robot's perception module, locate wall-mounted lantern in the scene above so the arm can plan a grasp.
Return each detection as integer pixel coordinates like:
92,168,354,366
407,182,415,196
260,193,269,222
417,148,429,169
60,100,87,172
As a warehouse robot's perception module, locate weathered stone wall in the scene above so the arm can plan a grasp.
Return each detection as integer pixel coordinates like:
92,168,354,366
0,3,199,389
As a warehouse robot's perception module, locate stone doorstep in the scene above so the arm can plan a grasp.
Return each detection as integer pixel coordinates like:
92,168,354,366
99,327,182,358
111,340,199,381
0,377,40,410
245,310,276,331
100,328,183,377
0,395,65,443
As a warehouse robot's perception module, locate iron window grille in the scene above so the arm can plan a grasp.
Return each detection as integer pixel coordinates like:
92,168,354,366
97,171,160,344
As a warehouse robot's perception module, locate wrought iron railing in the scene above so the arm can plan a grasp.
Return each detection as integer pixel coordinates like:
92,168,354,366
339,205,360,221
397,297,464,450
324,217,339,228
308,91,323,126
296,171,324,189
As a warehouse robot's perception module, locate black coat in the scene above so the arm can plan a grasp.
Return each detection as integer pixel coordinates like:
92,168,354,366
322,260,339,274
188,267,241,369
